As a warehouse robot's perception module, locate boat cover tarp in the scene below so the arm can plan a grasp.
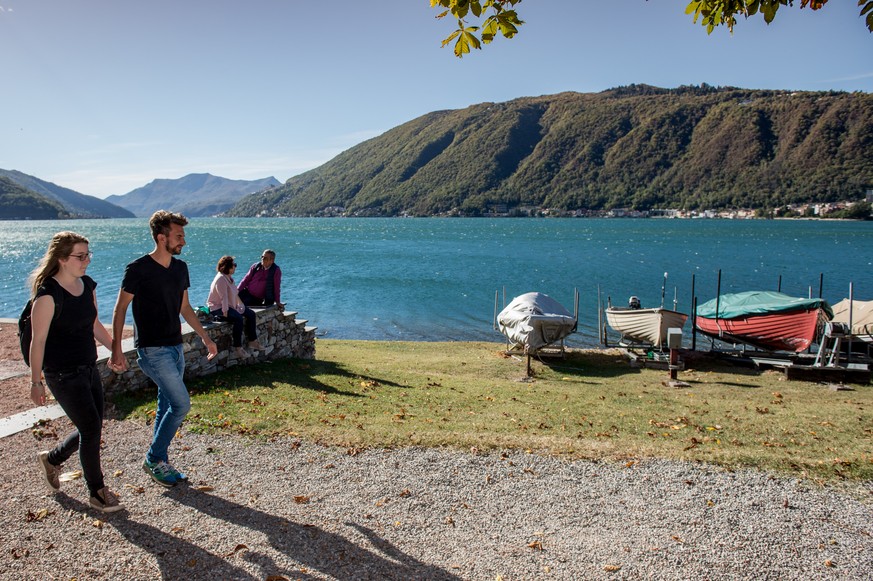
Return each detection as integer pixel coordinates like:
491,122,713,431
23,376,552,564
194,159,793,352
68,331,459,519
696,291,833,320
497,292,576,351
832,298,873,339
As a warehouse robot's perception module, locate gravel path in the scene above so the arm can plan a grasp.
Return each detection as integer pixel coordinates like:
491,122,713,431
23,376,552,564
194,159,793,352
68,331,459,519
1,416,871,580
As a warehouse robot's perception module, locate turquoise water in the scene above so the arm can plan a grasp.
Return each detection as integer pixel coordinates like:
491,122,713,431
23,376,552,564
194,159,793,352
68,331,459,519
1,218,870,347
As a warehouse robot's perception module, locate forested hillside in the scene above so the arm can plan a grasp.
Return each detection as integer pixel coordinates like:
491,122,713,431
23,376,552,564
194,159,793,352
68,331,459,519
0,176,69,220
0,169,134,219
227,86,872,217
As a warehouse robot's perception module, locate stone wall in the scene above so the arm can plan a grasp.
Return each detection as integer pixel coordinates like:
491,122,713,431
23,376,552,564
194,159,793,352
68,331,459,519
97,307,316,397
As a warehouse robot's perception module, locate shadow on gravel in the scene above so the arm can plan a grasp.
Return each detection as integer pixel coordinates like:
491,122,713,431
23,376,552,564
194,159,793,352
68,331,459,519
54,492,255,580
168,486,463,581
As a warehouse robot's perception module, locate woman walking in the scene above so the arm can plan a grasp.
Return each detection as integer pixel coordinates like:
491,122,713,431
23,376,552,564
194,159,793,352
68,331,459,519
207,255,262,358
29,231,122,513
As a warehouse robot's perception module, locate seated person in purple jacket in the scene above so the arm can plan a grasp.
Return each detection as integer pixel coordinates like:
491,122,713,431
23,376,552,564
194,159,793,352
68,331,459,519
237,249,284,309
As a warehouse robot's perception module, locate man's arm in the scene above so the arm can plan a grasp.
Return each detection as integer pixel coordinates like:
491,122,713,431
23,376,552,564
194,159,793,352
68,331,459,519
180,290,218,360
111,289,134,370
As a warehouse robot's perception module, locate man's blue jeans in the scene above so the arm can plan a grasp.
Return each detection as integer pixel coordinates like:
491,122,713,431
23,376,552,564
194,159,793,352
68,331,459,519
137,345,190,464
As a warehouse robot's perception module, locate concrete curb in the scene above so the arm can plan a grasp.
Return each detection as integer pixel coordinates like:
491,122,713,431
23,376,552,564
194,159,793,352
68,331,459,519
0,404,66,438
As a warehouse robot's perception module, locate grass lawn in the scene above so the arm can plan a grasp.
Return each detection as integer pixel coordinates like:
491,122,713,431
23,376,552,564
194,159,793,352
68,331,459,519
114,340,873,483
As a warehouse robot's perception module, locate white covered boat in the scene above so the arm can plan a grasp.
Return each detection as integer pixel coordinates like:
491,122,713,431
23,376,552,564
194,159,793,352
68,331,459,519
606,305,688,349
496,291,578,353
831,298,873,343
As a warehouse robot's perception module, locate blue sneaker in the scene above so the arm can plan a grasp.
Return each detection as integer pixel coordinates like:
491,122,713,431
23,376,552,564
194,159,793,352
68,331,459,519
166,462,188,482
143,459,177,487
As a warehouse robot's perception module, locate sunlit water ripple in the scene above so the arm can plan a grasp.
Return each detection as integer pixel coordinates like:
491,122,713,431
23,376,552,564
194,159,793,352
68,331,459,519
1,217,870,348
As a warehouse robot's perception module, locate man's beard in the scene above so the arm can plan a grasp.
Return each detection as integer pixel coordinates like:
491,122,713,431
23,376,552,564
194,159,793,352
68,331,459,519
165,240,183,256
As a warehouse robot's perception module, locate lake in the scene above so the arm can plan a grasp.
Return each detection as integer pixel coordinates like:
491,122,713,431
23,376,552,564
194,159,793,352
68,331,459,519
1,217,870,348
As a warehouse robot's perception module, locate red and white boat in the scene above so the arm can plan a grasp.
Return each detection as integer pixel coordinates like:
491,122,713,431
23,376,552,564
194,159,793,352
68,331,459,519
695,291,833,353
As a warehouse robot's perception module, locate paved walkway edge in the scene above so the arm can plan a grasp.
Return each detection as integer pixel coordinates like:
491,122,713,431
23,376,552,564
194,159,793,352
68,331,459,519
0,404,65,438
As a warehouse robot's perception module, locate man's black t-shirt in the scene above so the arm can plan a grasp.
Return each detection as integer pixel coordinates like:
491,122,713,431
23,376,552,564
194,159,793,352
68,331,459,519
121,255,190,348
37,275,98,372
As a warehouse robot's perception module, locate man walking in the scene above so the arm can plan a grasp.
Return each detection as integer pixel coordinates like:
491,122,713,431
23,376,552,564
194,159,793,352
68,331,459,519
111,210,217,487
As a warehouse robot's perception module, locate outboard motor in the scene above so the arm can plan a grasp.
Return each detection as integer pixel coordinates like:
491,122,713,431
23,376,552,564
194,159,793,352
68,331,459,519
628,296,641,309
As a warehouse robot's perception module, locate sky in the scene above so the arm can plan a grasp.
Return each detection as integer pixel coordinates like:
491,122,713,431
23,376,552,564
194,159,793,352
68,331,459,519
1,0,870,199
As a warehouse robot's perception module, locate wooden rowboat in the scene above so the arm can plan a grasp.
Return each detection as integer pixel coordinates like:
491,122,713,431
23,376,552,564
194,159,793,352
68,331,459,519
695,291,832,353
606,306,688,349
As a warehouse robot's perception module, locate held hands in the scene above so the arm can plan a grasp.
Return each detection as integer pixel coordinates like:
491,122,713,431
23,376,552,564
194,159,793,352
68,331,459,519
111,347,130,372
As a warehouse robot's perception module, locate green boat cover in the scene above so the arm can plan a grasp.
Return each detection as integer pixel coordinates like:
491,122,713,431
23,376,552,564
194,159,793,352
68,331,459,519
696,291,833,320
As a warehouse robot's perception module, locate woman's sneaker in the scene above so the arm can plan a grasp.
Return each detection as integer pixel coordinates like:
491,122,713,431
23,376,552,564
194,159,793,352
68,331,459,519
142,459,177,487
90,487,123,513
37,451,61,491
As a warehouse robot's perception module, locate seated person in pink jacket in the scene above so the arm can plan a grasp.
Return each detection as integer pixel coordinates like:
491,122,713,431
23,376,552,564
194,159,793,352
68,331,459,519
237,249,283,309
207,256,262,357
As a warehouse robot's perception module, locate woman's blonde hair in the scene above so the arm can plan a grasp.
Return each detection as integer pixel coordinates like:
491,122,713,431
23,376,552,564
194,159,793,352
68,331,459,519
28,231,89,297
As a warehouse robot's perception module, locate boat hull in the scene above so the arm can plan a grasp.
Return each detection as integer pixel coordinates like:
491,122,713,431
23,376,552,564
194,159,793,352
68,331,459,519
606,308,688,348
695,308,826,352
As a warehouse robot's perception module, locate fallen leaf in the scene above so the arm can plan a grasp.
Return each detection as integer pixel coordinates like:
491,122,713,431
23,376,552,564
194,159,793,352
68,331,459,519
59,470,83,482
225,544,248,557
294,495,310,504
26,508,52,522
527,540,543,551
604,564,622,572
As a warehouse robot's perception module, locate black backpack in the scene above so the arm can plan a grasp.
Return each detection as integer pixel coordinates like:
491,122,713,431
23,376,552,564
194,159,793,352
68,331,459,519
18,283,64,367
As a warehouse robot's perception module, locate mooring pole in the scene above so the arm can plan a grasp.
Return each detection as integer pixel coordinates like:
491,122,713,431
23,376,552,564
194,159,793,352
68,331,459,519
690,274,696,351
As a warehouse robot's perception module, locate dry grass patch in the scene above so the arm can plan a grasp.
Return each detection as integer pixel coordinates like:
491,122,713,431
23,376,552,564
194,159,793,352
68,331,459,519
114,340,873,482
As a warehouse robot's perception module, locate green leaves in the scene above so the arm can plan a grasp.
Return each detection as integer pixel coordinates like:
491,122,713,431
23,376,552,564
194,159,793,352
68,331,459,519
861,0,873,33
434,0,525,58
686,0,872,34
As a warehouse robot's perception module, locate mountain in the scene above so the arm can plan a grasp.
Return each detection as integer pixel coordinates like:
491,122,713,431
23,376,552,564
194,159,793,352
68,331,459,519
107,173,281,217
226,85,873,217
0,176,70,220
0,169,135,219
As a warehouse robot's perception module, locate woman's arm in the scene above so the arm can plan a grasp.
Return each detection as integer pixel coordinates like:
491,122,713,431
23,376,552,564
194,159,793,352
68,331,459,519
29,295,54,405
92,289,113,350
219,275,232,315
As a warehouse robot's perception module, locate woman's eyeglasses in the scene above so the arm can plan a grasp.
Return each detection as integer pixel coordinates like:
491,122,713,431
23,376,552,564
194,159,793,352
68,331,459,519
69,252,93,262
232,262,237,267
